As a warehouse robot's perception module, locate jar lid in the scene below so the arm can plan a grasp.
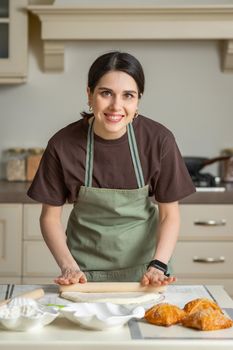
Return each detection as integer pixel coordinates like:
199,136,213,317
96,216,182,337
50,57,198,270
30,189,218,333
221,148,233,154
28,147,44,155
7,147,26,153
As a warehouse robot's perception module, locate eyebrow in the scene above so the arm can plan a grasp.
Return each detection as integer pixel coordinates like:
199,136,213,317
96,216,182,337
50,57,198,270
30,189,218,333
98,87,138,94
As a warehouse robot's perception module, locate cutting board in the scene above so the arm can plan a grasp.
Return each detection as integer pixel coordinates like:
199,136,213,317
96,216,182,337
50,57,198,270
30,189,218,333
59,282,166,293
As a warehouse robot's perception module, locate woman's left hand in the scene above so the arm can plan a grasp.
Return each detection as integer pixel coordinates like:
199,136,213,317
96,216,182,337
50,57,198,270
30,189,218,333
141,267,176,286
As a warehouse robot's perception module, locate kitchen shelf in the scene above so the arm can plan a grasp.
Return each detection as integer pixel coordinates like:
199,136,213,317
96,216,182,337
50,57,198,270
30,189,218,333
27,2,233,72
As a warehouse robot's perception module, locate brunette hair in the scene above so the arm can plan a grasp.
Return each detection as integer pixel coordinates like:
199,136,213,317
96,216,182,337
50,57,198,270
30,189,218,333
81,51,145,118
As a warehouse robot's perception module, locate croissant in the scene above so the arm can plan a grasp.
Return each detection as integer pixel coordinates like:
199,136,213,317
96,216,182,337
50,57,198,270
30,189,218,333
145,303,186,327
182,308,233,331
184,298,223,315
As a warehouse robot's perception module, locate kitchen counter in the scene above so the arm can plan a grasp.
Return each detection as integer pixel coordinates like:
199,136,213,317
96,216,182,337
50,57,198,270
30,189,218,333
0,284,233,349
0,181,35,203
0,180,233,204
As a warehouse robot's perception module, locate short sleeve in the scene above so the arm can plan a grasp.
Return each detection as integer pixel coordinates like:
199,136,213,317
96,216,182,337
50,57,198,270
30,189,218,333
154,134,196,203
27,140,68,206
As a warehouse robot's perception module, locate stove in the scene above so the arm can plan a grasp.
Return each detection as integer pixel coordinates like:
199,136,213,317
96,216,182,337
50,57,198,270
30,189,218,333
182,156,227,192
191,172,216,187
190,173,226,192
196,187,226,192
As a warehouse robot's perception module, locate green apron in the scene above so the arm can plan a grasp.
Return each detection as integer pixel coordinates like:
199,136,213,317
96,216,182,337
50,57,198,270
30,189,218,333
66,119,158,282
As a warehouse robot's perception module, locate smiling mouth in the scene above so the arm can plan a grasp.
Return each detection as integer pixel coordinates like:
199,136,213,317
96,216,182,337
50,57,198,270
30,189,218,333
104,113,124,122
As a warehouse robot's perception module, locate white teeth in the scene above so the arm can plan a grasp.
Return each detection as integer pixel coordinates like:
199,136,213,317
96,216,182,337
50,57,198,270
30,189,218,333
106,115,122,120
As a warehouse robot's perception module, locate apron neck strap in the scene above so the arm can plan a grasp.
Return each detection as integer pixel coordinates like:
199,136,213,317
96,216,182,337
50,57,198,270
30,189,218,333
85,118,145,188
85,118,94,187
127,122,145,188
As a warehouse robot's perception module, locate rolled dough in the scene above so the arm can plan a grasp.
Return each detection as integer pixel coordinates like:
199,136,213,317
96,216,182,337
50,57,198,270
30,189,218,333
60,291,164,305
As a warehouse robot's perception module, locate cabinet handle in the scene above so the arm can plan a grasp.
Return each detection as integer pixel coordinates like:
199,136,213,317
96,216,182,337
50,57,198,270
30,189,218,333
194,219,226,226
193,256,225,263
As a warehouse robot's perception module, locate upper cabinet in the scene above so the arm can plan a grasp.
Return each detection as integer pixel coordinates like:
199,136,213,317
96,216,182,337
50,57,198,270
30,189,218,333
28,2,233,73
0,0,27,84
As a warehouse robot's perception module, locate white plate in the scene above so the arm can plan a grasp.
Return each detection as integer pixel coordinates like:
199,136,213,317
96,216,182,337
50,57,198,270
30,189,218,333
0,298,59,331
61,302,145,330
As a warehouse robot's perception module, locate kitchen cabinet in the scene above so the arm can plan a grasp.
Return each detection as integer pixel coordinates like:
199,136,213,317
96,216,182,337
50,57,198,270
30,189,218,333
22,204,72,284
1,199,233,296
0,204,22,282
0,203,72,284
173,204,233,298
0,0,27,83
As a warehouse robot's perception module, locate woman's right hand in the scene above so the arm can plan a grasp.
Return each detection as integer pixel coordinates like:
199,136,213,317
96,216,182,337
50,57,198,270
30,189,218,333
54,267,87,285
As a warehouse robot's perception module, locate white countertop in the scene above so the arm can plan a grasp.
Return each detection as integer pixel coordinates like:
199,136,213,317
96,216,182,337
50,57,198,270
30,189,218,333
0,284,233,350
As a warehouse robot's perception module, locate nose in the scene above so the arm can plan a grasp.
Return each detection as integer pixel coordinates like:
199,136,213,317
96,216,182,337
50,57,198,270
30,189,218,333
110,95,122,110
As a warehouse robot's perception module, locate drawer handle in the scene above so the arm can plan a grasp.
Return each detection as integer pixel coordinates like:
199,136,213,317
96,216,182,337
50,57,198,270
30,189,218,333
193,256,225,263
194,219,226,226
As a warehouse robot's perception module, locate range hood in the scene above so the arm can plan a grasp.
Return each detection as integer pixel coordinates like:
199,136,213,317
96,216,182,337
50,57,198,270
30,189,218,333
27,2,233,72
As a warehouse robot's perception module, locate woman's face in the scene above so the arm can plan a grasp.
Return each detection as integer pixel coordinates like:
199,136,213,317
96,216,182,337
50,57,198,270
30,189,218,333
87,70,139,139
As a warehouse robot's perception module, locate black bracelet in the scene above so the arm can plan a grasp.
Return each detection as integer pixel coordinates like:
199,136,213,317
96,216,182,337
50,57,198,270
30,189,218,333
147,259,170,277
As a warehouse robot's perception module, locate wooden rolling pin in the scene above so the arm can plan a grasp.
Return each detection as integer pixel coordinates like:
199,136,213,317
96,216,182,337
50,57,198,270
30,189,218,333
0,288,44,307
59,282,166,293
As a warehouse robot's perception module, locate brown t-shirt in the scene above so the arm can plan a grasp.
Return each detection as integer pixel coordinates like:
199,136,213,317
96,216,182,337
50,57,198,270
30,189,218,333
27,115,195,205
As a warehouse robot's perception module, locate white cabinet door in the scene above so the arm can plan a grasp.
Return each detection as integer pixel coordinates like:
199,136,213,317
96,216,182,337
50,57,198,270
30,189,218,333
0,0,27,83
173,241,233,277
179,205,233,239
23,241,60,277
23,204,73,240
0,204,22,277
174,204,233,299
23,203,73,278
0,277,21,284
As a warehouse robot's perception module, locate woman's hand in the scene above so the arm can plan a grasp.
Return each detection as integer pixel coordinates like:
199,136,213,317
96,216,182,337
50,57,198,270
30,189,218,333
141,267,176,286
54,267,87,285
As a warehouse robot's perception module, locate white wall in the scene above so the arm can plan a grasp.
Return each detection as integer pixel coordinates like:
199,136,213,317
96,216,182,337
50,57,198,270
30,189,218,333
0,14,233,178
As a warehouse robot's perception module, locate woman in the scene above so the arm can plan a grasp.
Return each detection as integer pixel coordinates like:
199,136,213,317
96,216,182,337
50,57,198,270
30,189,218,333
28,51,195,286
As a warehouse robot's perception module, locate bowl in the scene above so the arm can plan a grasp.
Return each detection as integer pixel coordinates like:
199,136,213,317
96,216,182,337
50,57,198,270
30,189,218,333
0,297,59,331
60,302,145,330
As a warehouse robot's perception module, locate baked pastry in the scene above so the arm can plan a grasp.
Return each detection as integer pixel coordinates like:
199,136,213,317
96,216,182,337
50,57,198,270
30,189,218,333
182,308,233,331
184,298,223,315
145,303,186,327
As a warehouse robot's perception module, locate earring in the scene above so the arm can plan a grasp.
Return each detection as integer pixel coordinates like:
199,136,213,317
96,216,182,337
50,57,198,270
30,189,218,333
134,109,139,119
89,105,93,112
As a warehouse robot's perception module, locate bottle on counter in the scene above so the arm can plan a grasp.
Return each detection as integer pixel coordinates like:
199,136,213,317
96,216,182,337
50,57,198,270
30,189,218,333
220,148,233,182
26,147,44,181
4,148,27,181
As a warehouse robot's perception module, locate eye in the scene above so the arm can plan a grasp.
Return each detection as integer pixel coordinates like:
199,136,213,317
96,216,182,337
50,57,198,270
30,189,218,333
124,93,134,99
100,90,112,97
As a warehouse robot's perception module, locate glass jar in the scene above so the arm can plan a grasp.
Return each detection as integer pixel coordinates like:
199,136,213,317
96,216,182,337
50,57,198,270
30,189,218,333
26,147,44,181
4,148,27,181
220,148,233,182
